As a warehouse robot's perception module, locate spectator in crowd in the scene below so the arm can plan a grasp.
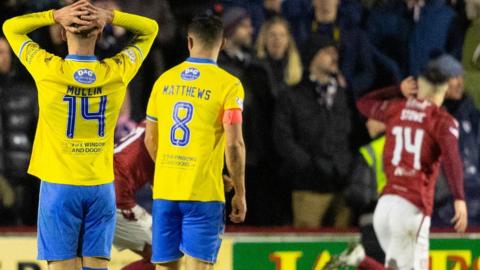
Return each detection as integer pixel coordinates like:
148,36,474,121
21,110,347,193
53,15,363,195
427,55,480,227
304,0,376,97
0,37,38,225
367,0,464,77
219,7,285,225
255,16,303,97
0,38,16,224
345,119,386,264
274,36,353,228
219,7,255,74
462,0,480,106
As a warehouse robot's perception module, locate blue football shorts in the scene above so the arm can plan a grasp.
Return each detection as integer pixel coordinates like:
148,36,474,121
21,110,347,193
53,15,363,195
37,181,116,261
151,199,225,264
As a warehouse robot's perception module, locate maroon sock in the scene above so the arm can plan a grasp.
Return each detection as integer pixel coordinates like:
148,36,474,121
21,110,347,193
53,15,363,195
357,256,389,270
121,260,155,270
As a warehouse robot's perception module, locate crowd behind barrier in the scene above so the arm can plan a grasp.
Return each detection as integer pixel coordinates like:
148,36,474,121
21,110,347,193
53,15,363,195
0,0,479,230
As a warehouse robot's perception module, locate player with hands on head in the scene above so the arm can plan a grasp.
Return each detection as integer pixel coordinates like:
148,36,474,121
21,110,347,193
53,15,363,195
3,1,158,269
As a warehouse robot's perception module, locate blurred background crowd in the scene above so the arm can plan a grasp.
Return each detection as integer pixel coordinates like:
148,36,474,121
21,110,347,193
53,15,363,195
0,0,479,231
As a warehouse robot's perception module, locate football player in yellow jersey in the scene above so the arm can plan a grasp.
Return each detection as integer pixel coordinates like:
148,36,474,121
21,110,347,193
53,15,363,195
144,15,246,270
2,1,158,269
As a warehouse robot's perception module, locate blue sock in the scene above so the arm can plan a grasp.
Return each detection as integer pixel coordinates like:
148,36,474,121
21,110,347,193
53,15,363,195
83,268,108,270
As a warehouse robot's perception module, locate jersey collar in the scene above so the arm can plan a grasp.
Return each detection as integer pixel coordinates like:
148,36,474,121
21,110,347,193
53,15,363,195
65,54,98,62
186,57,217,65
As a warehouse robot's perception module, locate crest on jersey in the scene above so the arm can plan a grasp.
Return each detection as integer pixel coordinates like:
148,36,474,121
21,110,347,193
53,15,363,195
74,68,96,84
181,67,200,81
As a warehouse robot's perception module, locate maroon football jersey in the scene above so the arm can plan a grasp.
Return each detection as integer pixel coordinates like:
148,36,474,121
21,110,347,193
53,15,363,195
357,86,464,215
114,121,155,209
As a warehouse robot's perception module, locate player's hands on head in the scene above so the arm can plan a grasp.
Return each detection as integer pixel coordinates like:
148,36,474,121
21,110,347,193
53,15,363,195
452,200,468,233
230,194,246,223
400,76,418,98
223,174,234,193
54,0,93,33
77,3,114,36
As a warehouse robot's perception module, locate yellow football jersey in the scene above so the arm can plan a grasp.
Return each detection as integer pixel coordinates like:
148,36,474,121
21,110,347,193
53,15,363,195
3,10,158,185
147,58,245,202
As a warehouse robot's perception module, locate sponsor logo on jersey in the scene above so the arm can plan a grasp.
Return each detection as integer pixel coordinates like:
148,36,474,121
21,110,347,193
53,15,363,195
74,68,96,84
181,67,200,81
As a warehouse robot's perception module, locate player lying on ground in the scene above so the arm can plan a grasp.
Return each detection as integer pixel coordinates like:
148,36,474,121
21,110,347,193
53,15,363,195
325,70,467,270
112,121,234,270
3,1,157,269
145,14,247,270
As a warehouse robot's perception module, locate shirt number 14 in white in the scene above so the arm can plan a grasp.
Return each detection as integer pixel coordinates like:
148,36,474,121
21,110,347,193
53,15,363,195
391,126,425,170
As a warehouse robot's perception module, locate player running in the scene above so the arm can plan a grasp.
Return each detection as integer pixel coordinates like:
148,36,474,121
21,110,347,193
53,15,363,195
145,14,246,270
3,1,158,269
326,69,468,270
112,121,234,270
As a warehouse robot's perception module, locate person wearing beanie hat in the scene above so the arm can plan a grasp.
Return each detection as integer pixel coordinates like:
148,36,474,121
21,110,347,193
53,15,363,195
222,7,251,38
220,7,281,227
219,6,255,71
427,54,464,79
427,54,480,230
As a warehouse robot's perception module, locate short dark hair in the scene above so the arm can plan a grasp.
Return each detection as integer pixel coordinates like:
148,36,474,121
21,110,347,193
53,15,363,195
420,66,449,86
70,24,99,39
187,14,224,48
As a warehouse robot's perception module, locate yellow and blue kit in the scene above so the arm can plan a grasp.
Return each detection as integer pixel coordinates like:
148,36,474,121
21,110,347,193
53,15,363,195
3,9,158,186
147,57,245,202
147,57,244,263
3,9,158,260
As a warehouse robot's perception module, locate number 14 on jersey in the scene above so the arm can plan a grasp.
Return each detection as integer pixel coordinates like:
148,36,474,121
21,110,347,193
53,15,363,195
64,95,107,139
392,126,425,170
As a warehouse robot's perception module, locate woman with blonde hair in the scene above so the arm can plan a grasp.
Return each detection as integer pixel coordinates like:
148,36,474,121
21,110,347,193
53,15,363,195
256,16,303,96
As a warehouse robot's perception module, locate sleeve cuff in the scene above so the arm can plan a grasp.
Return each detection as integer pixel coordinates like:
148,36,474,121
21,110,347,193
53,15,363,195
46,10,55,24
146,115,158,122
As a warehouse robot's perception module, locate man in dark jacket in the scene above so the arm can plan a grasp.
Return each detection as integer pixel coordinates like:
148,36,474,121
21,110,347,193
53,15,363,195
300,0,376,97
0,37,36,225
274,36,353,228
218,7,283,225
429,54,480,227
